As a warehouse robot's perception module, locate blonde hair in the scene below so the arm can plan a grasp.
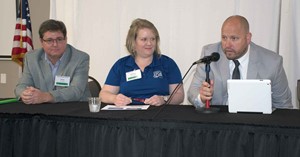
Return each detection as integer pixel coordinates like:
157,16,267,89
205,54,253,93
126,18,161,57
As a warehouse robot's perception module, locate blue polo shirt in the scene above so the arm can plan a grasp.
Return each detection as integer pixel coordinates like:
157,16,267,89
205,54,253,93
105,55,182,104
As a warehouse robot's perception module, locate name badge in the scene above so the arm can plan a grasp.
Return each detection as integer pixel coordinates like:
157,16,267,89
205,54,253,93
126,69,142,81
55,76,70,87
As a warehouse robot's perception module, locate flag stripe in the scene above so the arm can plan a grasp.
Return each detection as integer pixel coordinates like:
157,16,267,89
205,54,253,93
13,36,33,46
11,0,34,67
12,41,33,50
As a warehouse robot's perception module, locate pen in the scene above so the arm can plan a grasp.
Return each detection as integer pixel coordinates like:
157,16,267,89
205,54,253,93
107,107,124,110
132,98,145,103
0,98,18,105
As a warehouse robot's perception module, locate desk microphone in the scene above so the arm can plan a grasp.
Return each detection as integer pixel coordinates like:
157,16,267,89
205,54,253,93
165,52,220,105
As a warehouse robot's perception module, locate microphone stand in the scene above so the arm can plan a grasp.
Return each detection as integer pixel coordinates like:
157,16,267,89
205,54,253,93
165,62,195,105
152,62,195,119
163,57,219,116
166,52,220,105
195,61,220,113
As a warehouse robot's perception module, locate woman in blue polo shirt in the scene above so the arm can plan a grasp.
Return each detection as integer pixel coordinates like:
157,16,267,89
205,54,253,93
100,18,184,106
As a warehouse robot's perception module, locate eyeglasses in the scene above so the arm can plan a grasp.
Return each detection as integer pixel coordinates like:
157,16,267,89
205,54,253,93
42,37,65,45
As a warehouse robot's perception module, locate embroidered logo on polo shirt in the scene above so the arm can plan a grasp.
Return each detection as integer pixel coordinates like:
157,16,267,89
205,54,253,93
153,70,163,78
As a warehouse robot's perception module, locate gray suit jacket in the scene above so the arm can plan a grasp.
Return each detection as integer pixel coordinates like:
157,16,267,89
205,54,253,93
15,44,91,102
187,42,292,109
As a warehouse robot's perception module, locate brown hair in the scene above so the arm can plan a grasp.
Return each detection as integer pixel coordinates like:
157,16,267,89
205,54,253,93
39,19,67,39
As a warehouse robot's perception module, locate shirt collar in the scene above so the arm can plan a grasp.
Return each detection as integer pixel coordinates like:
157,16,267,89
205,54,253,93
231,45,250,69
229,45,250,79
44,52,65,66
239,45,250,69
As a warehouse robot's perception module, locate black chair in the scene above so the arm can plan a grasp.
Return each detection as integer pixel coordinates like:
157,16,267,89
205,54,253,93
88,76,101,97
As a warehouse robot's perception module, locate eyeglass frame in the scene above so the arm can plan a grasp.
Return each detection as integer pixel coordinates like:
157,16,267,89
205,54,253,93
42,37,66,45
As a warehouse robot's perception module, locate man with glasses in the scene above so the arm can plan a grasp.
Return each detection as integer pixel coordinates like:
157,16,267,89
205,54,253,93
15,19,91,104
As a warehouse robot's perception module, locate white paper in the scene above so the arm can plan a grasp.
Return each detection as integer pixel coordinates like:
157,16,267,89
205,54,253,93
101,105,149,110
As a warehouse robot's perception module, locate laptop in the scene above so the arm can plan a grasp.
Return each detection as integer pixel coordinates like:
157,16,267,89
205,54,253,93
227,79,273,114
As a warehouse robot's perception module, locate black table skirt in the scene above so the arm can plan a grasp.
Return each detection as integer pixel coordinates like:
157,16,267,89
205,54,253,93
0,102,300,157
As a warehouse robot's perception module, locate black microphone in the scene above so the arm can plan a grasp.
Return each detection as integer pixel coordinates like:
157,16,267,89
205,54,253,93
193,52,220,65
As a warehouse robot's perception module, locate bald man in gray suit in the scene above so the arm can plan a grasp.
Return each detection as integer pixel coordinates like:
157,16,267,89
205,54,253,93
15,19,90,104
188,15,292,109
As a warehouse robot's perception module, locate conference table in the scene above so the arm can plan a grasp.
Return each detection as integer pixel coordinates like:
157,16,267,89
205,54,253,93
0,101,300,157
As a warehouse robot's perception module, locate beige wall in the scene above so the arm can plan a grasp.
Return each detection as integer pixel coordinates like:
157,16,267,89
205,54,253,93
28,0,50,50
0,0,49,56
0,0,49,98
0,61,22,98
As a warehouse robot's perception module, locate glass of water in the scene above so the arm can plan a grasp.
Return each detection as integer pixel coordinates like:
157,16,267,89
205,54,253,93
88,97,101,112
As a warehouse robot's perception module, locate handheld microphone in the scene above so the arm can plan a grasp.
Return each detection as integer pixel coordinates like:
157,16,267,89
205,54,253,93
193,52,220,65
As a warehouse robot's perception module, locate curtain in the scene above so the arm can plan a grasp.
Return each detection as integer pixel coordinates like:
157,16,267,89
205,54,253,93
50,0,299,108
279,0,300,108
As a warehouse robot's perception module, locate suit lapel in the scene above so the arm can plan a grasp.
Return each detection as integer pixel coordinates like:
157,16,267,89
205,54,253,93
218,46,230,89
247,43,259,79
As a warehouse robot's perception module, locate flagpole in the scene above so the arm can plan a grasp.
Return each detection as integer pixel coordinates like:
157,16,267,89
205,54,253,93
20,0,24,70
15,0,19,19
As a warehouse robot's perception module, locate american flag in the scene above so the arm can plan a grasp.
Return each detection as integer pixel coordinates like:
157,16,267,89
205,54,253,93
11,0,33,67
